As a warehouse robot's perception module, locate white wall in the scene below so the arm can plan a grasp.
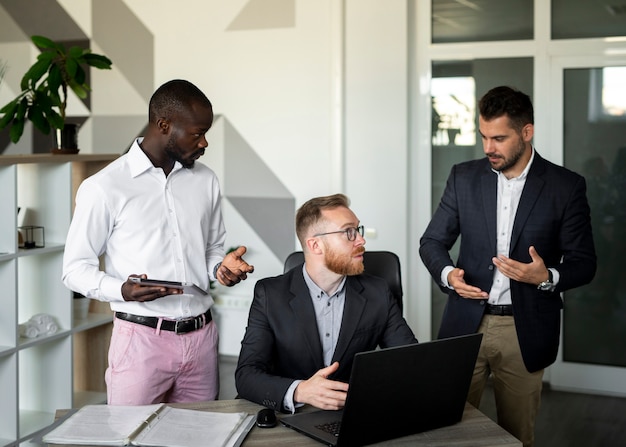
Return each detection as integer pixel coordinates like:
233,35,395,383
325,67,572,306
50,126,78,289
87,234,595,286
0,0,423,355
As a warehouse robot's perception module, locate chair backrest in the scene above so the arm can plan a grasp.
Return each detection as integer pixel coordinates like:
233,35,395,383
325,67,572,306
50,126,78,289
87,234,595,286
283,250,403,312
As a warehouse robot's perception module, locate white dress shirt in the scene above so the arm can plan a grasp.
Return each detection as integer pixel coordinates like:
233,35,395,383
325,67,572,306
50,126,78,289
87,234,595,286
62,139,226,319
440,148,559,299
488,150,534,304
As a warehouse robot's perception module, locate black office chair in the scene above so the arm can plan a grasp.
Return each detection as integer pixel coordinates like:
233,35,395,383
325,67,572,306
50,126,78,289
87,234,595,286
283,250,403,312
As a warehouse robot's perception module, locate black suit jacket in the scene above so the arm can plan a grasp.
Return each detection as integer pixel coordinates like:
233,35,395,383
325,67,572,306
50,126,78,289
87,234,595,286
235,265,417,412
419,152,596,372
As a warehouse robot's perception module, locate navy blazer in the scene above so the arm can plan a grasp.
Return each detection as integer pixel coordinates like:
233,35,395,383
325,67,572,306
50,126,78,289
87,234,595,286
235,265,417,412
419,152,596,372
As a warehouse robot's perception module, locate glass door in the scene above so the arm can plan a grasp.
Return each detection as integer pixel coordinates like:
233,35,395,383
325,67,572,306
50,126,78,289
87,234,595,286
549,54,626,396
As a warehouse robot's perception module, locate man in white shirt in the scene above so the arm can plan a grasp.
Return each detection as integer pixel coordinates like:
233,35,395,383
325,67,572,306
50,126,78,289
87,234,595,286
63,79,254,405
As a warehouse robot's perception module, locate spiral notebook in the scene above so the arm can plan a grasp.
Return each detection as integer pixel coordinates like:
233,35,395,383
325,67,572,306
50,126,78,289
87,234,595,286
42,404,255,447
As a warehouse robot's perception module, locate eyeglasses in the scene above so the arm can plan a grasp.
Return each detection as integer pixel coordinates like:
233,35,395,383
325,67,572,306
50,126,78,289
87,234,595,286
314,225,364,241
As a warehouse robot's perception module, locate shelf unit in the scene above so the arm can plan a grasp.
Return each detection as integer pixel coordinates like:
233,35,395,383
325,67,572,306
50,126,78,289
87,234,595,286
0,154,118,446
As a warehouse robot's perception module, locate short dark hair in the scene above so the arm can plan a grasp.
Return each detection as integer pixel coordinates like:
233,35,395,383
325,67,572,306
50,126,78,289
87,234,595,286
148,79,212,124
478,86,533,133
296,194,350,247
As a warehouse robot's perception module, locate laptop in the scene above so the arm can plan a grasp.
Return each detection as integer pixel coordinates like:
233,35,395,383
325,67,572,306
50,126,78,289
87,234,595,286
280,333,483,447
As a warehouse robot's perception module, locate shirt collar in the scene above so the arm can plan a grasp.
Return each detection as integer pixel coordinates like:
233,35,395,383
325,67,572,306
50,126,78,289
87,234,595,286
520,146,535,180
127,137,184,178
491,145,535,181
302,264,347,299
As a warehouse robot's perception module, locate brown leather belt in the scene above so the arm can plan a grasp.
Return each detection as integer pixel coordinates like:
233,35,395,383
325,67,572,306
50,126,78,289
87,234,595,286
115,309,212,334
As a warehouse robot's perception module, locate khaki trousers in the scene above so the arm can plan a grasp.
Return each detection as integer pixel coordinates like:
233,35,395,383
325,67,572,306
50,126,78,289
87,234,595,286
467,314,544,447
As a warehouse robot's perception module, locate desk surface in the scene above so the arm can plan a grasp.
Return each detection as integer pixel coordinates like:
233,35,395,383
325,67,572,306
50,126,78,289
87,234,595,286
54,399,521,447
178,399,520,447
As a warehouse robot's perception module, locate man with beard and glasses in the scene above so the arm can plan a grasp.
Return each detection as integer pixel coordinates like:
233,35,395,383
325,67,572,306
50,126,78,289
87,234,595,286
235,193,417,413
419,86,596,447
62,79,254,405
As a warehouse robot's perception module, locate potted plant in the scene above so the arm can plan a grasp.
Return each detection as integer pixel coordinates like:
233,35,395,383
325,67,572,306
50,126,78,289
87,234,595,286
0,35,112,153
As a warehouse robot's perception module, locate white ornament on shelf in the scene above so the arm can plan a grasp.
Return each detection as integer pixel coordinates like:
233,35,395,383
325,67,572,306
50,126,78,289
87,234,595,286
18,313,59,338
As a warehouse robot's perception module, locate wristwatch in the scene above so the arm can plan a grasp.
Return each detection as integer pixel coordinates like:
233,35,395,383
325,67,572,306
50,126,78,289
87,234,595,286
537,269,555,292
213,262,222,279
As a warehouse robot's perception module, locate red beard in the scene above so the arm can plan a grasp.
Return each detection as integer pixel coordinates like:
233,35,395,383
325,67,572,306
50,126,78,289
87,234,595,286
325,246,365,276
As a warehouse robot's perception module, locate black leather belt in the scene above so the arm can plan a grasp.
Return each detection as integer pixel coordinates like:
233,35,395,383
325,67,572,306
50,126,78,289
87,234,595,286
115,309,212,334
484,304,513,316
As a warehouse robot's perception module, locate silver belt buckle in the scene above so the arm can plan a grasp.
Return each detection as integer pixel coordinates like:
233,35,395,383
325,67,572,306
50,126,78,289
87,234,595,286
175,318,191,334
174,316,201,334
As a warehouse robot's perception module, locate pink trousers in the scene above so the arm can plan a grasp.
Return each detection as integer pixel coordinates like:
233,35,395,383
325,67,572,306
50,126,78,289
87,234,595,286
105,316,219,405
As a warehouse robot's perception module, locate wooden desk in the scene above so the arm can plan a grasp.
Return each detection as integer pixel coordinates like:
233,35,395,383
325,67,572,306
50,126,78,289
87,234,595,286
177,399,520,446
53,399,520,447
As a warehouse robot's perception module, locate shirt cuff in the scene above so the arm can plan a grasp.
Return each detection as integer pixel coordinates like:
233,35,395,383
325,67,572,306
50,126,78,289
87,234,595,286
549,267,560,286
99,275,125,301
283,380,303,413
440,266,455,289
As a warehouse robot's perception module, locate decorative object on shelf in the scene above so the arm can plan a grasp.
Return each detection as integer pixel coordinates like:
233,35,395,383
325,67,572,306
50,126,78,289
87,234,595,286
3,153,119,443
17,206,23,246
17,225,45,249
18,313,58,339
0,35,112,153
54,122,80,154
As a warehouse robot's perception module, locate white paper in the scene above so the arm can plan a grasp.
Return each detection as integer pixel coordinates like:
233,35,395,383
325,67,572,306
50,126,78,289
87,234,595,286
43,404,251,447
44,404,163,445
133,407,246,447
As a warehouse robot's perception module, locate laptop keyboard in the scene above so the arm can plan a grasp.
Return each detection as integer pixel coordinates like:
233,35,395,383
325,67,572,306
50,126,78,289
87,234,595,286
315,420,341,437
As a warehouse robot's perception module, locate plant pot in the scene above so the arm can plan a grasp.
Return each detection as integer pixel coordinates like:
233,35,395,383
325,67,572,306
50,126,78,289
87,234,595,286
52,123,80,154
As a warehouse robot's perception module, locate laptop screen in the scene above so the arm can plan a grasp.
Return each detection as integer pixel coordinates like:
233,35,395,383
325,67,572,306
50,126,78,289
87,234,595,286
281,333,483,446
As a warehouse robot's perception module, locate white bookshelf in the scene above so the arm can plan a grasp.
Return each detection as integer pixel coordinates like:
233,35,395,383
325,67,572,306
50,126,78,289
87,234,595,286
0,154,118,445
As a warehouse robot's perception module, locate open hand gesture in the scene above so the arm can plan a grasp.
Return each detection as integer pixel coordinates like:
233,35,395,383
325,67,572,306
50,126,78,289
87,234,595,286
217,246,255,286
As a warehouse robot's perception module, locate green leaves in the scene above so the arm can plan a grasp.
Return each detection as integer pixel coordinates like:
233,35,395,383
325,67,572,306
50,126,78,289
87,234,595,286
31,35,62,52
0,34,113,144
0,101,17,129
0,98,23,142
9,119,24,143
28,102,50,135
47,63,62,94
82,53,113,69
20,58,49,91
4,97,29,143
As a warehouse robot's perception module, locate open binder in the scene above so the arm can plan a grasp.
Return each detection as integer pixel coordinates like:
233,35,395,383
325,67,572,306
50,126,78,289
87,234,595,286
43,404,255,447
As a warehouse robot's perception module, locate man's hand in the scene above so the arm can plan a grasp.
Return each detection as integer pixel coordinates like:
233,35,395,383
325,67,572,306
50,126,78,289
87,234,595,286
217,246,255,286
448,268,489,299
121,274,183,302
294,362,349,410
492,246,549,286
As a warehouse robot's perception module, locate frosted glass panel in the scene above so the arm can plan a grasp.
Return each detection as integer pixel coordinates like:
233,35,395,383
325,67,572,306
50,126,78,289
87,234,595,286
552,1,626,39
432,0,533,43
429,58,533,337
562,67,626,367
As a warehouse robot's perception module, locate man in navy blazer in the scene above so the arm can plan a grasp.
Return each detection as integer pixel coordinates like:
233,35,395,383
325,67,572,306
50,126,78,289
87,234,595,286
236,194,417,413
420,86,596,447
